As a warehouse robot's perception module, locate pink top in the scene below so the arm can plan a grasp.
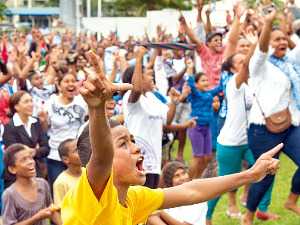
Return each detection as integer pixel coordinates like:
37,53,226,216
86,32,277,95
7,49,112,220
196,44,224,88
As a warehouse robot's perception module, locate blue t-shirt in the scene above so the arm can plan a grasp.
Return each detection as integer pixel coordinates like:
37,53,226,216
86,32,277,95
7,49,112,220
187,75,222,125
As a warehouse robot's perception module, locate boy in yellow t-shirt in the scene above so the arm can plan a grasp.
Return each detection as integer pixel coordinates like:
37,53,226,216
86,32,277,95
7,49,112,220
53,139,82,207
61,50,282,225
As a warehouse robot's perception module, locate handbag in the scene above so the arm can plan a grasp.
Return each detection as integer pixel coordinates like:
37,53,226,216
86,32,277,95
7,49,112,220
254,94,291,133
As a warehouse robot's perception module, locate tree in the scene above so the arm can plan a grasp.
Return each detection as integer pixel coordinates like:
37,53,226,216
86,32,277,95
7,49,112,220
46,0,60,7
103,0,193,17
0,2,6,21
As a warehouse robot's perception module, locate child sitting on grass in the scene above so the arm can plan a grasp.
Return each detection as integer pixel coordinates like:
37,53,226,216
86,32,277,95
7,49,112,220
60,50,282,225
2,143,61,225
53,139,82,207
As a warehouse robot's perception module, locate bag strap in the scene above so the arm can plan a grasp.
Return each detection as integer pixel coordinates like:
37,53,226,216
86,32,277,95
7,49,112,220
253,93,267,120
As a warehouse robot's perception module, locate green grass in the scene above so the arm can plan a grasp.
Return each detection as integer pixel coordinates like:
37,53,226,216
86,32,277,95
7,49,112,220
170,140,299,225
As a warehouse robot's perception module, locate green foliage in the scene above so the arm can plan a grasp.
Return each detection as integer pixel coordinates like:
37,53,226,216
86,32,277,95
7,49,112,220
244,0,284,9
0,2,6,21
102,0,193,17
46,0,59,7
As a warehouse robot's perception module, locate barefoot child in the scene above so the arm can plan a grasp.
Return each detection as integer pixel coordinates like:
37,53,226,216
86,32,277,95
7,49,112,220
61,50,282,225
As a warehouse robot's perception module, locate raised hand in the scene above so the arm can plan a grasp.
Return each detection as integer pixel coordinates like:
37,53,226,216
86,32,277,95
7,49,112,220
183,117,197,129
244,31,258,45
179,12,187,26
265,8,277,23
248,143,283,183
80,51,133,108
169,87,181,103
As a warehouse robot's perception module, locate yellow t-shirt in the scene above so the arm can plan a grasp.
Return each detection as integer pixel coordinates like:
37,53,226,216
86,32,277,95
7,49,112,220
61,169,164,225
53,169,82,206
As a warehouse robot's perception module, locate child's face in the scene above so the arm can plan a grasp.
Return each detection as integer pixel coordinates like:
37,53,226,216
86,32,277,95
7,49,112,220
196,75,209,91
111,126,146,186
31,74,44,89
172,168,190,186
64,141,82,167
207,35,223,53
8,147,36,178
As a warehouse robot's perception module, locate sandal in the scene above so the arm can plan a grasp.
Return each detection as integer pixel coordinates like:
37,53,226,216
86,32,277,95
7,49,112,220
226,210,242,219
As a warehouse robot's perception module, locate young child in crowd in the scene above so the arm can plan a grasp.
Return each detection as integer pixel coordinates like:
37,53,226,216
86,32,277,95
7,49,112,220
147,161,208,225
2,143,61,225
27,70,55,117
60,51,281,225
180,60,222,178
53,139,82,207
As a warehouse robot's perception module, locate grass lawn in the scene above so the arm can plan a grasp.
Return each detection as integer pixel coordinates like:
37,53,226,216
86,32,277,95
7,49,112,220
170,140,299,225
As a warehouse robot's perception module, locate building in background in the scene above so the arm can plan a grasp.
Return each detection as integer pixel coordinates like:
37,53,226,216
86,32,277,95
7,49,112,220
4,0,59,27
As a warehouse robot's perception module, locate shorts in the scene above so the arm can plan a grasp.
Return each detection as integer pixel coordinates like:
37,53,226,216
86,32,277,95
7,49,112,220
188,125,212,157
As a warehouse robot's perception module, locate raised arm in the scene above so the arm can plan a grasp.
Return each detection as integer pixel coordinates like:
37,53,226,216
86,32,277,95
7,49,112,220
196,0,204,23
204,9,213,34
161,143,282,209
223,5,245,61
80,51,132,199
259,9,277,53
179,14,204,49
235,32,258,88
128,47,147,103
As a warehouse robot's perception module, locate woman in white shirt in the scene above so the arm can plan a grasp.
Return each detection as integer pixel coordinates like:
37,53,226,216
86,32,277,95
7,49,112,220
243,10,300,225
206,33,258,225
44,72,87,187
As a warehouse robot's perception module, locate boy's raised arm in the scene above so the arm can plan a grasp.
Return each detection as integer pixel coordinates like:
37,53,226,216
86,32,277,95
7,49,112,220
161,143,282,209
80,51,132,199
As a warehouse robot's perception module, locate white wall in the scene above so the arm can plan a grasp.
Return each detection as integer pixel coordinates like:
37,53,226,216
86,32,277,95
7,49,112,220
82,0,300,40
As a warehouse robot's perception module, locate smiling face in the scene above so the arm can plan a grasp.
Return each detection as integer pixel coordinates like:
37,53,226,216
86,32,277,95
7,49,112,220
237,38,251,55
58,74,77,100
14,93,33,117
172,168,190,186
8,147,36,179
270,30,288,58
207,35,223,53
196,74,210,91
111,126,146,186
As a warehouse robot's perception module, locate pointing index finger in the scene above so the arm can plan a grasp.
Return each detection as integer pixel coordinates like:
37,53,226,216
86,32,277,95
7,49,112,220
265,143,283,157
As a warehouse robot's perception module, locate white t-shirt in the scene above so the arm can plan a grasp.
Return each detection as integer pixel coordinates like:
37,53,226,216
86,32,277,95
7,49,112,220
154,56,169,96
164,202,208,225
46,94,88,160
248,47,300,126
123,91,168,174
218,75,253,146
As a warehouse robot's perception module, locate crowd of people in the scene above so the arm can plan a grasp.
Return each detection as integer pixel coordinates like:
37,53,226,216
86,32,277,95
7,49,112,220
0,0,300,224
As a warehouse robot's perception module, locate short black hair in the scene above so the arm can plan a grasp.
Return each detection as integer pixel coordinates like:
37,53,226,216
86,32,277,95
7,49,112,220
58,139,76,160
122,65,135,84
194,72,206,83
4,144,27,185
77,119,121,166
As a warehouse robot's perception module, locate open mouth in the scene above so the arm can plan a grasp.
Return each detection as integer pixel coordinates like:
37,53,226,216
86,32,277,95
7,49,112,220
66,87,76,94
136,156,145,174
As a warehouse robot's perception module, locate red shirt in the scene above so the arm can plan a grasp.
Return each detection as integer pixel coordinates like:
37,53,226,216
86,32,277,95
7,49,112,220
196,44,224,88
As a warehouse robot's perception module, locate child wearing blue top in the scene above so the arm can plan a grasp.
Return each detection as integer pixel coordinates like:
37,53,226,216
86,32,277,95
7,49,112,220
180,60,222,178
